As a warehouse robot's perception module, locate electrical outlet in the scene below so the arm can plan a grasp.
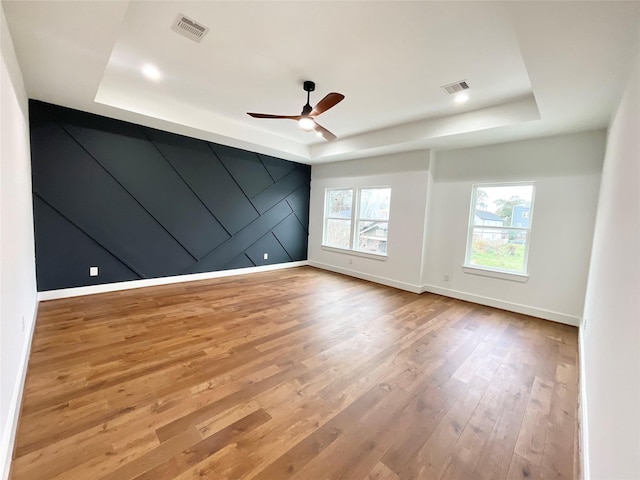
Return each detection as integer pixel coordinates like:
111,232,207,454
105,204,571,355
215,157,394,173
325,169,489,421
349,259,353,265
89,266,99,277
444,274,450,282
263,253,268,260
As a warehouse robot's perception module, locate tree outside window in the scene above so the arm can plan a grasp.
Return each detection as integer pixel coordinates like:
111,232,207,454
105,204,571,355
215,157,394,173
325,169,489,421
324,189,353,249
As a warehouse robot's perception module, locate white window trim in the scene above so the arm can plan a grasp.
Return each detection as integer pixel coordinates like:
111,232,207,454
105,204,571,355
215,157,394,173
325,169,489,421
322,186,391,257
461,265,529,283
321,245,388,261
464,181,536,278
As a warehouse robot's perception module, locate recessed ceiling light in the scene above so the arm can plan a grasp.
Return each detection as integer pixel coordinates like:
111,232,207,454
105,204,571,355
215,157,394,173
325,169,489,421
142,63,162,81
454,93,469,104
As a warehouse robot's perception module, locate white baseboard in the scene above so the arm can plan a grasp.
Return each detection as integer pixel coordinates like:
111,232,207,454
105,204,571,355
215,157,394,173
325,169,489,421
38,261,308,301
420,283,580,326
421,283,580,326
1,298,38,480
578,328,590,479
308,263,580,326
308,261,423,294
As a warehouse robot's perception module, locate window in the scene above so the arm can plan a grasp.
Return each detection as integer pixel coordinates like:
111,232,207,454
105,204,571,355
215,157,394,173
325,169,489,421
357,188,391,255
323,187,391,256
465,183,535,275
324,189,353,249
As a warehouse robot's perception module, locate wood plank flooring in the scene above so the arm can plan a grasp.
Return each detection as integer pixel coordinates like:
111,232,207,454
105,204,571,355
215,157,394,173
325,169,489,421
10,266,579,480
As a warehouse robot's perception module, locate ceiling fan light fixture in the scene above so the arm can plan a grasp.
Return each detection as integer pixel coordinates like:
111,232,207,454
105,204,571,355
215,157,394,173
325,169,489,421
298,117,315,130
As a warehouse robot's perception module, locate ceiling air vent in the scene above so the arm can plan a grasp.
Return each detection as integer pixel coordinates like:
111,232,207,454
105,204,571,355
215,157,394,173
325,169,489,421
171,13,209,43
442,80,470,95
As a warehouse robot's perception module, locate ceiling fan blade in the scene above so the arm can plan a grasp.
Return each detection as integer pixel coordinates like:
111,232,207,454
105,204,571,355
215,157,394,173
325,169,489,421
310,93,345,117
313,122,338,141
247,113,301,120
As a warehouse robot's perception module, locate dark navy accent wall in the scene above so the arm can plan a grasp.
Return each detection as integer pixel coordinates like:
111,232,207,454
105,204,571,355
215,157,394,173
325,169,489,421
29,100,311,291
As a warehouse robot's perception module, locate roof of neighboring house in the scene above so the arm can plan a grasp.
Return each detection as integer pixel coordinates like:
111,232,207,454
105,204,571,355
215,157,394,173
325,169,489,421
360,222,388,234
475,210,504,222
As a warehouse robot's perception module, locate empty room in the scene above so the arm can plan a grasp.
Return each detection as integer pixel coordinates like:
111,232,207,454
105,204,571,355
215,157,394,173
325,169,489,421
1,1,638,479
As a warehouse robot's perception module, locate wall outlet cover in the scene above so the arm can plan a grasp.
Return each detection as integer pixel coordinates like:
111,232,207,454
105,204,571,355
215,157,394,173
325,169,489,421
89,266,99,276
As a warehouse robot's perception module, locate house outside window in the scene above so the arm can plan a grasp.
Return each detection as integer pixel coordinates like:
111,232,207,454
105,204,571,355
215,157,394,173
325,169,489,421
323,187,391,256
513,206,530,226
465,183,535,274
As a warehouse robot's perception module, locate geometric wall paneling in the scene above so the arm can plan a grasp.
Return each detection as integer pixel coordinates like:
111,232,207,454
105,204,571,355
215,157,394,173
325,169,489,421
258,153,298,182
58,115,229,260
33,197,141,290
285,183,311,230
222,254,255,271
29,101,311,291
29,106,195,280
272,213,309,261
245,233,293,266
251,166,309,215
183,201,293,275
210,143,274,198
144,128,259,236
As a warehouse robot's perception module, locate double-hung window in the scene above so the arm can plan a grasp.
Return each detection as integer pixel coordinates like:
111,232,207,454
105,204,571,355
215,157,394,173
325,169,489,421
323,189,354,250
465,182,535,275
323,187,391,256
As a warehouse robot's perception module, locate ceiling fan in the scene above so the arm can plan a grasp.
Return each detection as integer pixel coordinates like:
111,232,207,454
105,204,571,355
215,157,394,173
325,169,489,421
247,81,344,141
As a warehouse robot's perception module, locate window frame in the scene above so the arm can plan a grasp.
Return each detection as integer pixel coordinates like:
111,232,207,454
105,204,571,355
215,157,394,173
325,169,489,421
464,181,536,278
323,188,355,250
322,186,391,258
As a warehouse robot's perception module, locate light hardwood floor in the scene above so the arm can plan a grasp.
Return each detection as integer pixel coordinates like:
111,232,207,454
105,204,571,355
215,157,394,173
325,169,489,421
10,266,579,479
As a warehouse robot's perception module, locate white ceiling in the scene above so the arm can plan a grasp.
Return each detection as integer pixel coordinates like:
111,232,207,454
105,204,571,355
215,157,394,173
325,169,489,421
3,1,639,164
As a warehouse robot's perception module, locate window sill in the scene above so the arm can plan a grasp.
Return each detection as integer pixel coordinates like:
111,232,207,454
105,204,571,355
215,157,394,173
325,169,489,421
462,265,529,283
321,245,388,261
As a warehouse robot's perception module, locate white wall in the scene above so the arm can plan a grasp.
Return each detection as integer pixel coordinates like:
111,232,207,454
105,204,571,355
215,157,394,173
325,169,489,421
308,150,430,292
0,5,38,479
580,57,639,479
423,131,605,325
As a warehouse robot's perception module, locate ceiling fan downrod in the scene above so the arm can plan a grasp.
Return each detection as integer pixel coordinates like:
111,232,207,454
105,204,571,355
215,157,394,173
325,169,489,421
302,80,315,116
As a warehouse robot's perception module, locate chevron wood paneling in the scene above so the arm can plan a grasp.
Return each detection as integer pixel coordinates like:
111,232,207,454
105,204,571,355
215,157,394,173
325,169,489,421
30,101,311,291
